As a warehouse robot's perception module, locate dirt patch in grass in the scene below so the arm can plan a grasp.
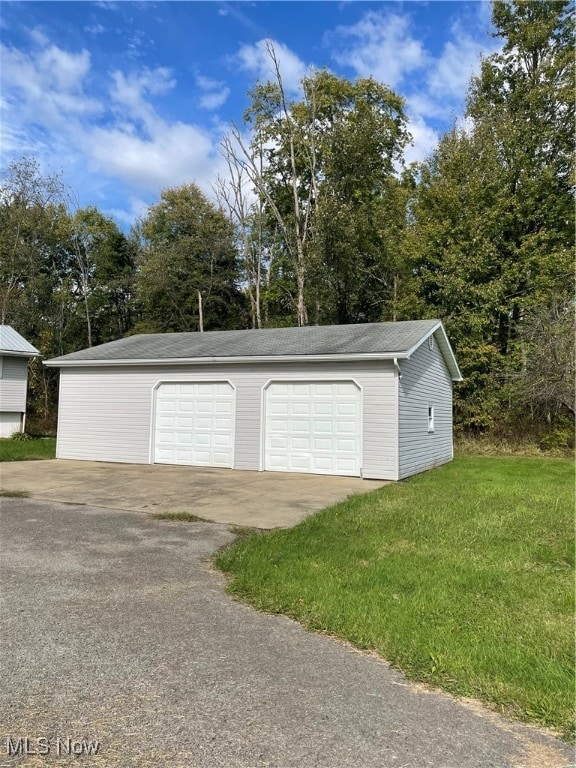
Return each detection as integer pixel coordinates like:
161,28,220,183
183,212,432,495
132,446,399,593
150,511,207,522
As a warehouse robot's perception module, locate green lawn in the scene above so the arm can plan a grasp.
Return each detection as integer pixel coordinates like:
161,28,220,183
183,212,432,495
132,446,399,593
0,437,56,461
215,456,575,740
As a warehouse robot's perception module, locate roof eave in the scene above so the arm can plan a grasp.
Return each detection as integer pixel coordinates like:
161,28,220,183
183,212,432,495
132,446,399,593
44,352,414,368
0,350,39,358
404,321,463,381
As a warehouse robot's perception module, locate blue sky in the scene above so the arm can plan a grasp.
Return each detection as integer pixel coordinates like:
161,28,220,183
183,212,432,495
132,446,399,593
0,1,499,228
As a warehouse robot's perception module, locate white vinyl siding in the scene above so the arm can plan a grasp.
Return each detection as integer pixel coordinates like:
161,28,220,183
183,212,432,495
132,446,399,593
154,382,235,467
0,412,23,437
398,336,453,479
56,361,398,480
0,355,28,412
264,381,362,476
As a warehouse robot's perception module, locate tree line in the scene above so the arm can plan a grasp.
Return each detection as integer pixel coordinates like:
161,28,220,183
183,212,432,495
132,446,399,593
0,0,573,444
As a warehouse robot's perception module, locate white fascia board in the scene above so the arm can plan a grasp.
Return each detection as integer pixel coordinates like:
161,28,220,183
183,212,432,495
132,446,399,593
44,352,409,368
404,322,463,382
0,350,39,358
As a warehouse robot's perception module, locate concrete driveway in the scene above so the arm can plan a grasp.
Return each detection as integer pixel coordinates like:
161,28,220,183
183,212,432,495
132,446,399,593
0,498,571,768
0,459,387,528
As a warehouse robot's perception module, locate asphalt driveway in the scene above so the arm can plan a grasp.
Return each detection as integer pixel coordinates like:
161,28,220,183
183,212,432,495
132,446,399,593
0,460,387,528
0,499,571,768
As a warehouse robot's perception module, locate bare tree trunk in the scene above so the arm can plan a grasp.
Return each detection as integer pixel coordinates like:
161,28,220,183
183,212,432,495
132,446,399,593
221,40,320,328
83,287,92,347
71,237,93,347
255,254,262,329
215,136,263,330
198,290,204,332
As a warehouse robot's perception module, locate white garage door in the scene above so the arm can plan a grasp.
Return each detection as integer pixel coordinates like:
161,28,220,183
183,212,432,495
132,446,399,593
264,381,362,477
154,382,235,467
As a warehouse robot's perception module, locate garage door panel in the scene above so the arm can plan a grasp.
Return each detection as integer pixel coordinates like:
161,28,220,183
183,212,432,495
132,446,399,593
313,402,333,416
338,383,359,396
154,382,234,468
336,458,358,472
265,381,361,477
291,455,311,470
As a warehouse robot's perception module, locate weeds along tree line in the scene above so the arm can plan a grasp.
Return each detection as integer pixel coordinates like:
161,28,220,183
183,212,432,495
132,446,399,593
0,1,573,444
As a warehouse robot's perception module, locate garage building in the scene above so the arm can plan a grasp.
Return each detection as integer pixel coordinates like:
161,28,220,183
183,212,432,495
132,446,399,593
45,320,462,480
0,326,39,437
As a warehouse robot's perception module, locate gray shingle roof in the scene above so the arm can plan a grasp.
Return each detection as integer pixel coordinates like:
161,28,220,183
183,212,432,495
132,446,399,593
45,320,462,379
0,325,39,356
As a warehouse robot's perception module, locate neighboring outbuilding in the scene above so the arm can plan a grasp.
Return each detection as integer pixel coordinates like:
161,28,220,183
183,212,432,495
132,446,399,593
45,320,462,481
0,326,40,437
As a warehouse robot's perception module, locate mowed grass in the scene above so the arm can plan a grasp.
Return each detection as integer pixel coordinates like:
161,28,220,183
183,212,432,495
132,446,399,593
0,437,56,461
215,456,575,739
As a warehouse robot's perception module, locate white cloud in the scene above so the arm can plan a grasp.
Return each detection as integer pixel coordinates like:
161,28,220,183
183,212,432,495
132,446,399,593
199,89,230,110
27,27,49,46
427,23,493,101
105,196,149,227
0,43,101,129
87,120,223,195
234,38,307,93
0,37,228,223
84,23,106,36
196,74,230,110
40,45,92,91
110,66,175,129
403,116,439,166
330,12,428,89
325,8,498,164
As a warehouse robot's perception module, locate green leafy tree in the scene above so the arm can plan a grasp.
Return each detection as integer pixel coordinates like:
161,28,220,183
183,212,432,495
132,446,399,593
409,0,574,431
0,158,139,429
134,184,246,333
0,158,72,425
507,300,575,445
66,207,136,347
227,47,410,326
